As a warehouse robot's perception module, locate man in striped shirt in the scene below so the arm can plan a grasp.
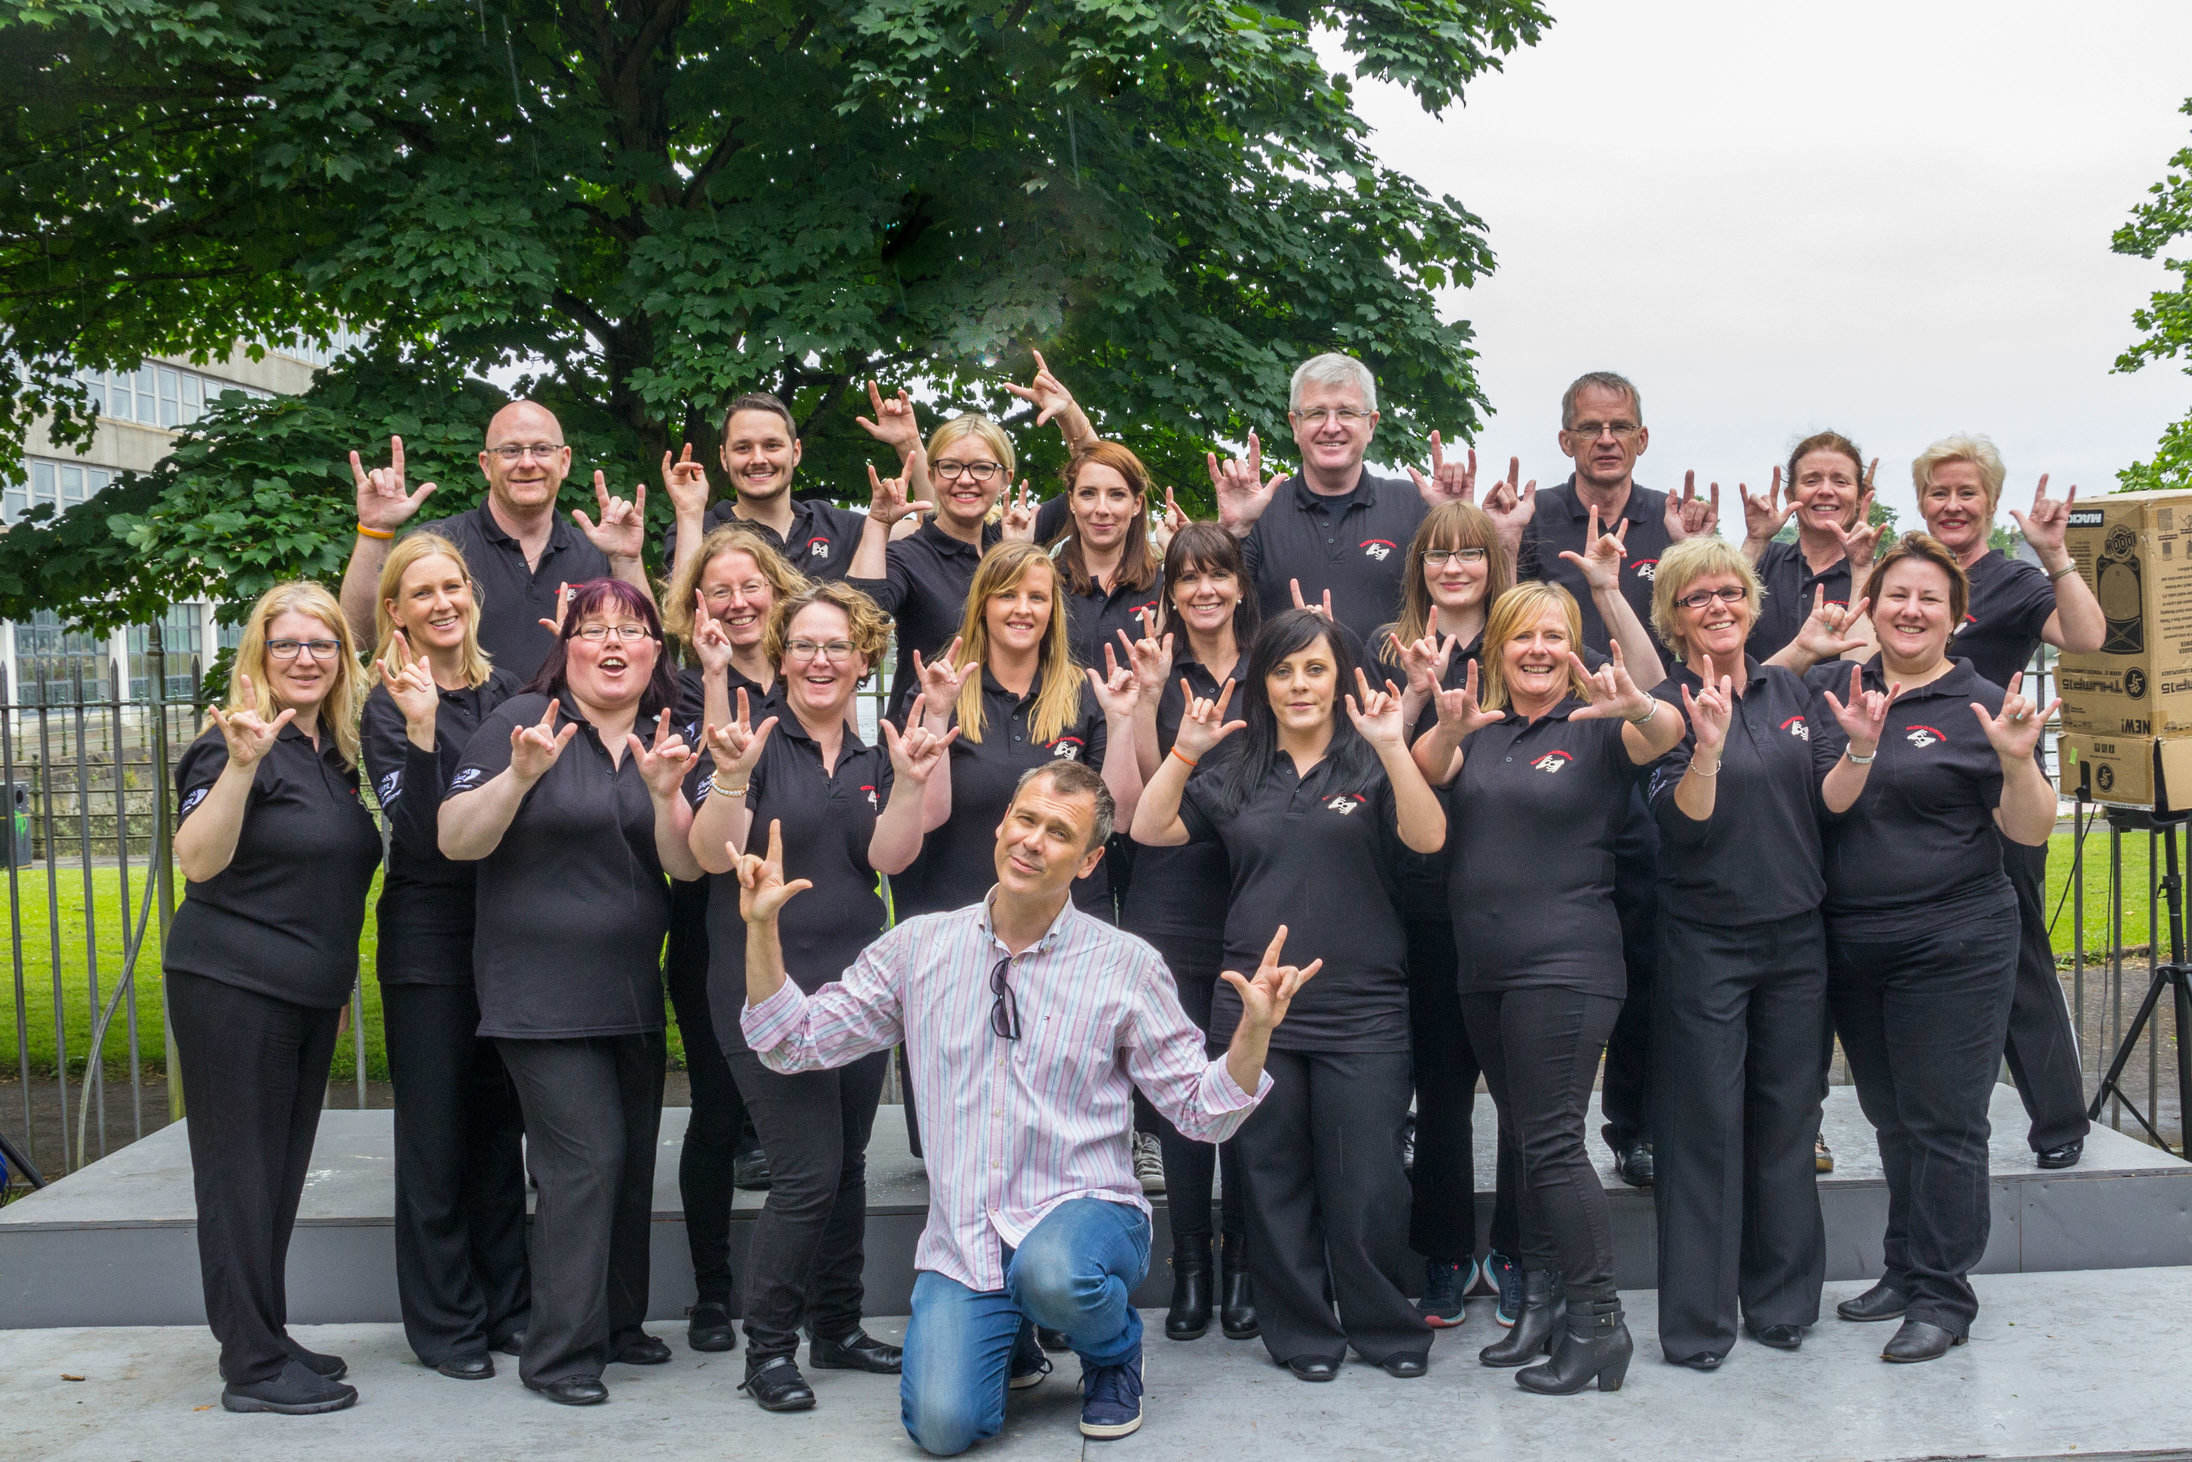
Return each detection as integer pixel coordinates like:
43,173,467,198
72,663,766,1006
736,760,1317,1451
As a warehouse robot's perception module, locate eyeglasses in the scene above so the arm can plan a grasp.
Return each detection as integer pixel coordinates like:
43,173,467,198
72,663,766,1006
1675,586,1748,612
575,622,653,642
1291,407,1372,426
784,638,857,662
935,459,1004,483
267,638,342,662
1423,547,1489,568
485,442,566,461
1564,420,1640,440
989,956,1021,1041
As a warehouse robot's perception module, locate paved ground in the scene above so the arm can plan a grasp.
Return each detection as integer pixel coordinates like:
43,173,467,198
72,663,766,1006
9,1269,2192,1461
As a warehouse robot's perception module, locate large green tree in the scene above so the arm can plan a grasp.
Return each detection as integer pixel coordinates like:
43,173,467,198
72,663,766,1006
0,0,1547,627
2114,95,2192,494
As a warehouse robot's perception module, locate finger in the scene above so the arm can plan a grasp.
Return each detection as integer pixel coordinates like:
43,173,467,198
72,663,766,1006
1290,578,1306,609
766,817,786,869
1810,584,1826,618
2007,671,2024,699
592,470,610,512
1429,429,1445,473
1214,679,1237,717
537,698,561,731
348,449,370,491
1260,924,1290,972
653,707,673,750
554,722,579,749
735,686,749,726
1247,430,1261,475
571,508,596,535
1710,481,1721,517
1282,958,1324,998
1408,465,1431,496
1683,468,1696,504
908,692,928,727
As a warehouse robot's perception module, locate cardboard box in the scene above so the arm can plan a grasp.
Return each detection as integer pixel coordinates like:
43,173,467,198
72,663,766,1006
2059,732,2192,811
2055,489,2192,736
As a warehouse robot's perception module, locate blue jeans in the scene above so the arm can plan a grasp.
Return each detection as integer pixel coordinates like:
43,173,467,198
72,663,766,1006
900,1198,1150,1456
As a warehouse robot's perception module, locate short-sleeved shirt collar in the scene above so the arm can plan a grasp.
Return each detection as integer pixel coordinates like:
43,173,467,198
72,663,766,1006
1289,466,1374,512
1554,475,1655,527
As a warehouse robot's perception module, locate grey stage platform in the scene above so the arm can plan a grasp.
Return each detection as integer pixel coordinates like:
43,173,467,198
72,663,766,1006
4,1085,2188,1329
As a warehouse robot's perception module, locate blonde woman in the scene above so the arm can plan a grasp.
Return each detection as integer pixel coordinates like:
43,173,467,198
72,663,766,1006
167,581,382,1414
360,533,529,1381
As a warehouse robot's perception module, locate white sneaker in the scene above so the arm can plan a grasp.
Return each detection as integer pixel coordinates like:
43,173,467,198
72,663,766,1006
1132,1132,1165,1195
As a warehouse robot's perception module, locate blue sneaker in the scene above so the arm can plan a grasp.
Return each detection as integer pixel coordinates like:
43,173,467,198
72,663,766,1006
1079,1352,1144,1440
1009,1322,1051,1391
1487,1250,1522,1328
1417,1258,1468,1327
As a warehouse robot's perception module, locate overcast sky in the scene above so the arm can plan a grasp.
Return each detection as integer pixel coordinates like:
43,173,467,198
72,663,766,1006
1332,0,2192,527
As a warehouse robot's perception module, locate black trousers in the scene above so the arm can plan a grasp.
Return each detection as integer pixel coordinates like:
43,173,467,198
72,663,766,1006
498,1033,667,1385
2001,837,2090,1151
1829,893,2018,1336
1599,835,1658,1154
665,885,751,1308
1403,917,1480,1265
167,970,341,1385
382,982,530,1364
726,1046,889,1360
1652,911,1827,1361
1234,1045,1428,1365
1461,986,1622,1301
1142,930,1245,1253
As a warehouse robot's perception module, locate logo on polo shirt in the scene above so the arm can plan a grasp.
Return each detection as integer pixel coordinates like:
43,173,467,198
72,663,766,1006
1632,558,1659,582
179,787,208,818
1325,793,1364,815
1531,750,1573,773
377,769,403,804
1905,725,1946,749
1361,538,1396,561
862,783,879,810
1780,715,1809,741
449,767,485,791
1050,736,1085,761
806,537,832,560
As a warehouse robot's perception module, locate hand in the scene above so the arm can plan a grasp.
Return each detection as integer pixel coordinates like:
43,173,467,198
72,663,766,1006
1974,671,2060,763
1343,667,1408,751
700,686,777,782
1835,492,1885,574
509,698,579,783
1432,658,1505,740
1566,640,1656,723
912,636,977,713
629,709,695,800
737,818,813,924
1174,677,1246,760
1207,430,1284,530
1087,644,1141,720
1120,609,1174,699
1001,349,1075,426
881,694,960,784
1480,457,1537,540
660,444,711,519
999,480,1038,542
1681,673,1734,759
1666,470,1720,541
1391,630,1457,703
1152,486,1187,553
375,630,440,732
1220,924,1323,1035
691,590,734,675
855,379,923,458
349,434,438,533
573,471,646,562
866,460,931,528
2008,474,2076,570
1791,587,1871,662
1822,663,1900,757
1288,578,1334,621
1557,505,1630,593
208,671,296,768
1406,431,1476,507
536,580,573,636
1740,468,1791,545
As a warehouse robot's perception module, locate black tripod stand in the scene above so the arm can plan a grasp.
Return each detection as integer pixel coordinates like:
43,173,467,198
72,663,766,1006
0,1123,46,1194
2088,807,2192,1161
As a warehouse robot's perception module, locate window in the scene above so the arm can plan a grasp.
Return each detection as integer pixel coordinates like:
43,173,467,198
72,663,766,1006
3,459,117,525
17,611,106,705
127,604,206,700
68,360,256,429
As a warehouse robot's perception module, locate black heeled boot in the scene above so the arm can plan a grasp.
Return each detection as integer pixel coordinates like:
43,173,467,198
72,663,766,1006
1516,1295,1632,1394
1165,1235,1214,1341
1218,1235,1258,1340
1480,1269,1560,1366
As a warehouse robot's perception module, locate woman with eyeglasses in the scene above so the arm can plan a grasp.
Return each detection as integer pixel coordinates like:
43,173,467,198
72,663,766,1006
439,579,705,1407
167,581,381,1414
360,534,529,1382
1132,608,1447,1383
685,580,954,1411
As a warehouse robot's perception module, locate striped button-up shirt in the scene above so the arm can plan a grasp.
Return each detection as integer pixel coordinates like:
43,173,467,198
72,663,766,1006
743,892,1271,1292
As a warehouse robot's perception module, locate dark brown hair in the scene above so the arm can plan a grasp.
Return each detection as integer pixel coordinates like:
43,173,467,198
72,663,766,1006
1862,532,1969,632
1052,441,1161,596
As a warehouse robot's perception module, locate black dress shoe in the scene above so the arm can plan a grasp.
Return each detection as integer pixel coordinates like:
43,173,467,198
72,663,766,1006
2037,1139,2084,1170
1285,1355,1341,1382
1036,1326,1070,1353
221,1359,359,1414
614,1333,673,1366
526,1375,609,1406
1669,1351,1723,1371
809,1328,903,1374
688,1303,738,1353
741,1355,817,1411
1881,1318,1965,1363
1219,1261,1259,1340
1746,1322,1803,1350
732,1146,773,1192
490,1330,525,1357
436,1353,496,1380
1381,1354,1429,1378
1836,1281,1908,1323
1615,1141,1655,1188
282,1341,348,1382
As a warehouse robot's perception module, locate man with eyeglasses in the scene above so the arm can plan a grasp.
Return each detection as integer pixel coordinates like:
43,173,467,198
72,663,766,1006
732,761,1316,1451
341,401,654,679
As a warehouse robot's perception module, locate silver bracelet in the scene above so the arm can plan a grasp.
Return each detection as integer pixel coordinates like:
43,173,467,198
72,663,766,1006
2048,561,2077,582
1845,749,1877,766
1627,702,1659,726
1689,761,1720,777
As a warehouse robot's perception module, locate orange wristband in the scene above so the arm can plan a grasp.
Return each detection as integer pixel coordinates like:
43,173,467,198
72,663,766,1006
1170,746,1199,769
356,523,394,541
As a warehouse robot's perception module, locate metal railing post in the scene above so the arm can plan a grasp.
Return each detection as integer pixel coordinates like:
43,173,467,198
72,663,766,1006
148,628,182,1122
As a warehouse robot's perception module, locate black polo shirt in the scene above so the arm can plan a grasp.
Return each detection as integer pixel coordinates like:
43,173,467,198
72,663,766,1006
447,690,675,1039
896,669,1111,919
1240,470,1425,652
1121,655,1243,942
412,502,611,681
1516,476,1674,660
166,723,383,1009
847,519,1002,722
1953,549,2057,690
1184,749,1411,1053
672,663,776,742
689,717,892,1052
1448,701,1636,998
360,668,524,985
1062,575,1164,673
1807,656,2012,938
1746,539,1853,661
663,495,868,582
1645,659,1826,928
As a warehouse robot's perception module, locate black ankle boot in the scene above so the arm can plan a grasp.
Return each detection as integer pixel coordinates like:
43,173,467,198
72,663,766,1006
1219,1237,1258,1340
1165,1236,1213,1341
1480,1269,1560,1366
1516,1295,1632,1394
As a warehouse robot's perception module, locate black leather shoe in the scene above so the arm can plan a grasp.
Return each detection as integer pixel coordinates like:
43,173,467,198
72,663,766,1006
732,1146,773,1192
688,1303,738,1353
282,1341,348,1382
741,1355,817,1411
1615,1141,1655,1188
809,1329,903,1374
1165,1236,1213,1341
1881,1318,1965,1363
526,1375,608,1406
1836,1281,1908,1323
1381,1353,1429,1378
1219,1248,1258,1340
1285,1355,1341,1382
2037,1139,2084,1170
1037,1326,1071,1353
1747,1322,1803,1350
1480,1269,1560,1366
1669,1351,1723,1371
1516,1296,1632,1394
490,1330,524,1357
436,1352,495,1380
614,1333,673,1366
221,1359,359,1414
